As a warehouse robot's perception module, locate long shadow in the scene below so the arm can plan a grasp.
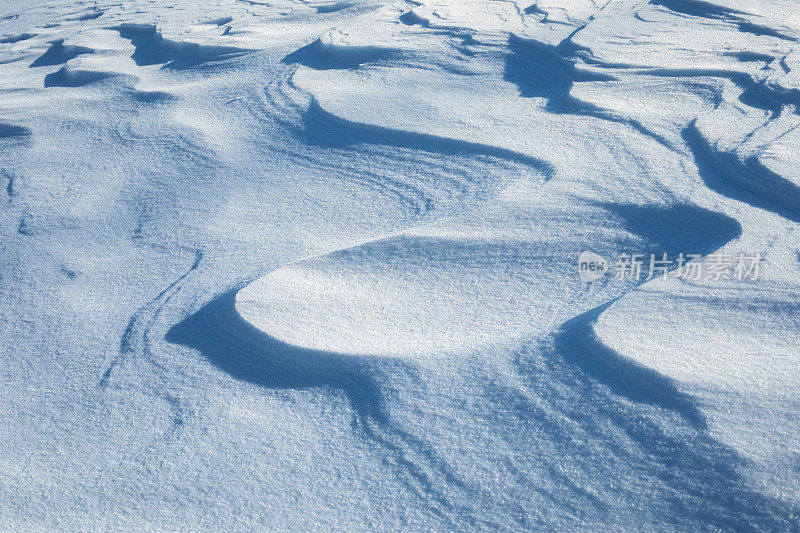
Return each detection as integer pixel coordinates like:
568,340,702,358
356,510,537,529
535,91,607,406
165,289,388,427
0,32,36,44
399,11,430,27
555,300,707,429
601,201,743,255
514,201,795,527
0,122,30,138
649,0,748,20
29,39,93,68
504,34,614,114
504,34,674,147
722,51,775,64
111,24,251,69
650,0,796,41
4,170,15,201
166,290,471,515
523,3,551,20
567,201,742,427
68,10,104,22
520,303,800,528
302,99,555,176
315,3,353,14
683,121,800,223
44,67,115,87
281,39,397,70
736,22,796,41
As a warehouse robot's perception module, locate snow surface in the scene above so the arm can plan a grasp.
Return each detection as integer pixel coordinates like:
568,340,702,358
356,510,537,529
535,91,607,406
1,0,799,529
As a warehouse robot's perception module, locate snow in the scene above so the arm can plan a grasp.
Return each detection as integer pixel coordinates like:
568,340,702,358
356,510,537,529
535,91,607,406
0,0,798,529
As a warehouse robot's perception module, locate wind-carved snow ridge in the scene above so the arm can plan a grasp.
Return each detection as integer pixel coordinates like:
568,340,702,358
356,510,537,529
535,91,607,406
257,63,552,218
99,244,204,438
166,290,483,524
43,66,115,87
229,0,800,527
517,300,799,529
504,32,675,147
1,0,800,529
683,121,800,224
281,38,398,70
0,32,36,44
650,0,797,41
111,23,252,69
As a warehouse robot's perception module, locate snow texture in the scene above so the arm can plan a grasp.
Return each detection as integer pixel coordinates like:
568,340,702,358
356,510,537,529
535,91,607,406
0,0,798,529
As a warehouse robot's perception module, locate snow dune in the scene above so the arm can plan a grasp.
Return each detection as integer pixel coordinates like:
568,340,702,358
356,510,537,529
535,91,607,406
0,0,798,529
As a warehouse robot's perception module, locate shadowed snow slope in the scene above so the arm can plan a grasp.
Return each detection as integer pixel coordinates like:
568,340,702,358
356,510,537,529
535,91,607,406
112,23,251,68
236,202,741,358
